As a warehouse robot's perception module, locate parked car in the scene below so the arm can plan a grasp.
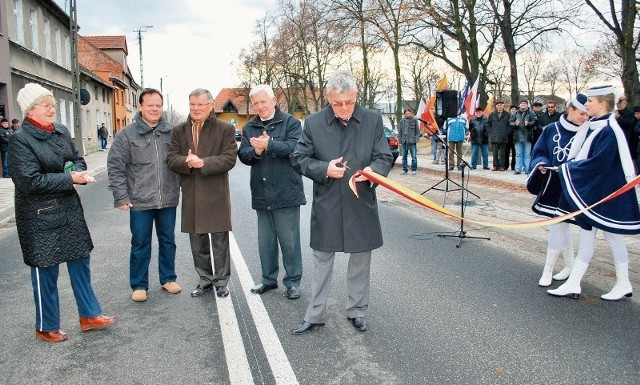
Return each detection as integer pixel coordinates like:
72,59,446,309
235,129,242,141
383,126,399,164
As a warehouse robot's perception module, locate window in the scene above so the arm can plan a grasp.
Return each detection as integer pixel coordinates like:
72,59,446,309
222,102,237,113
85,110,91,138
94,85,98,101
59,99,67,127
64,34,70,69
13,0,24,44
29,8,37,52
132,92,136,107
55,27,61,64
44,18,51,59
102,88,106,103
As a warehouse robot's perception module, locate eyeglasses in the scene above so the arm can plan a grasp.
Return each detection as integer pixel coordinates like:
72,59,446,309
189,102,211,109
36,104,57,111
330,100,356,108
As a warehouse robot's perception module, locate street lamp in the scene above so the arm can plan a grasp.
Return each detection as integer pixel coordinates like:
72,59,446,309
134,25,153,88
160,75,169,96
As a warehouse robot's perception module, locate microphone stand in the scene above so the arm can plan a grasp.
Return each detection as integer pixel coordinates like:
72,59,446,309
437,160,490,248
416,118,487,247
419,118,479,200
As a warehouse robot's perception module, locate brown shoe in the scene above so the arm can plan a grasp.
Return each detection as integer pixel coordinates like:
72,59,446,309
492,166,498,171
80,315,116,332
499,168,505,171
162,282,182,294
36,329,68,343
131,289,147,302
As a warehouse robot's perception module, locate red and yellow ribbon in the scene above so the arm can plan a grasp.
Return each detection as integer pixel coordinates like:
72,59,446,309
349,170,640,229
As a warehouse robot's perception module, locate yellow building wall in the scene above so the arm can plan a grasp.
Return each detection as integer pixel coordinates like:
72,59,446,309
217,112,252,130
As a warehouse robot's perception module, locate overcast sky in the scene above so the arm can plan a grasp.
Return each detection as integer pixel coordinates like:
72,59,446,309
53,0,276,114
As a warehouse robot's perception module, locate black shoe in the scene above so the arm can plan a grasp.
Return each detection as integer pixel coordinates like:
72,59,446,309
483,167,490,170
190,283,213,297
290,321,325,335
216,286,229,298
286,286,300,299
250,283,278,295
348,317,368,332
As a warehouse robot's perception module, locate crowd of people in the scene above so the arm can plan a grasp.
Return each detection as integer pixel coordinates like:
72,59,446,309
7,74,640,344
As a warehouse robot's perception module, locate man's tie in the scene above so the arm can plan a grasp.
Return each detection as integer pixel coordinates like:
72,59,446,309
192,121,202,155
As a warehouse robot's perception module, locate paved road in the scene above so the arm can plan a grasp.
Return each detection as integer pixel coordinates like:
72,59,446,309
0,158,638,384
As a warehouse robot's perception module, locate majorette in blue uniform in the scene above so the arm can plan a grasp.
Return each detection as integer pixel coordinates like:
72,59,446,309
526,94,588,287
557,114,640,234
548,85,639,301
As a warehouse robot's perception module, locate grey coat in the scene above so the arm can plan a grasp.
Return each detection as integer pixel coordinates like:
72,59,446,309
510,108,537,143
398,117,420,144
107,112,180,210
291,105,393,253
487,110,511,144
10,121,93,267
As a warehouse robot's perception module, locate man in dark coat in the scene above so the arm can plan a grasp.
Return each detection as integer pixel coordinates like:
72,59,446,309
0,118,12,177
238,84,306,300
290,70,393,334
167,88,237,298
487,101,510,171
469,108,489,169
537,101,561,131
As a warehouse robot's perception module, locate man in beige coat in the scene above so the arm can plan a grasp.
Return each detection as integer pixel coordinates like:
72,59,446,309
167,88,237,298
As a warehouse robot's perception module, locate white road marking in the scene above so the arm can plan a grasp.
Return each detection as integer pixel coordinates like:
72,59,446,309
215,240,255,385
229,232,299,385
216,291,255,384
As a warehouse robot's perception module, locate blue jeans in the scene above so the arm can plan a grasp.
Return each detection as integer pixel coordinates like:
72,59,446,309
100,137,107,149
431,138,439,160
129,207,177,290
470,144,489,168
402,143,417,172
514,141,532,173
31,258,102,331
1,149,9,176
256,206,302,288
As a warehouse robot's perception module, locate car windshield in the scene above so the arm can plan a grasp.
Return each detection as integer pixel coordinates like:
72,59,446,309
383,126,394,137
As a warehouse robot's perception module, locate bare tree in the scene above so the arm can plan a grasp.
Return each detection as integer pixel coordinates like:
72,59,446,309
520,48,544,102
402,45,439,111
540,60,563,98
584,0,640,104
487,0,574,104
329,0,384,108
485,52,511,103
364,0,422,124
561,49,592,97
411,0,499,105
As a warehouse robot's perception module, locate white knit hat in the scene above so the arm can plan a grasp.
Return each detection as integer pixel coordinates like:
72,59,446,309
17,83,54,117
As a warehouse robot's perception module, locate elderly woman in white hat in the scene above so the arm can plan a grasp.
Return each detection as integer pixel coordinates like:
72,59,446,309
548,85,640,300
10,83,115,343
527,94,590,287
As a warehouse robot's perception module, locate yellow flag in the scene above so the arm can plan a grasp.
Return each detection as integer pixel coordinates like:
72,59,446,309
484,95,494,117
435,75,448,91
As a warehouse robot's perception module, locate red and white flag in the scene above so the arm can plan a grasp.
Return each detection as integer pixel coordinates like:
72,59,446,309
463,74,480,120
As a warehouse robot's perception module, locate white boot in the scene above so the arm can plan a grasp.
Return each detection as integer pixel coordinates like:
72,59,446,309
538,249,561,287
601,262,633,301
547,259,589,299
552,247,574,281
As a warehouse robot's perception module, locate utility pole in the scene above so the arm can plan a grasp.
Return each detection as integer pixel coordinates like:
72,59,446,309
69,0,83,152
134,26,153,88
